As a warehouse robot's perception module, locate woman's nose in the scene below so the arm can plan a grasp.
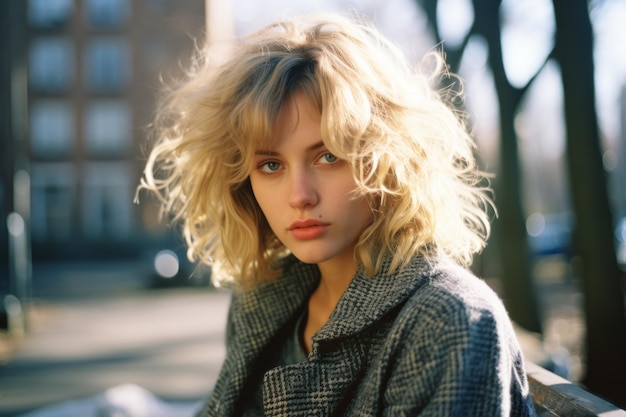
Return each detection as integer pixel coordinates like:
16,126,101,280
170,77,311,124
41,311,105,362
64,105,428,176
288,169,319,209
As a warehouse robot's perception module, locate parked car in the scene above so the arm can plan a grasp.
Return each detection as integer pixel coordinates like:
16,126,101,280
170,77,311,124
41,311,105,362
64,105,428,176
526,212,573,257
527,212,626,269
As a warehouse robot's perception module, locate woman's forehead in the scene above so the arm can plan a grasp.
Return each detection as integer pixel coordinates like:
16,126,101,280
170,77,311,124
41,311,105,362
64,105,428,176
252,92,321,149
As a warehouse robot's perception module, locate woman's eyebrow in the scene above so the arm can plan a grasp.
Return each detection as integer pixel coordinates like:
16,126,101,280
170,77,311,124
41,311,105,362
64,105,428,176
254,150,278,156
307,140,325,152
254,140,326,156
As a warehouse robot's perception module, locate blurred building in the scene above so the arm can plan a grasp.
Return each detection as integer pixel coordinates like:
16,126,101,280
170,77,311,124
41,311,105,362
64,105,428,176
22,0,206,261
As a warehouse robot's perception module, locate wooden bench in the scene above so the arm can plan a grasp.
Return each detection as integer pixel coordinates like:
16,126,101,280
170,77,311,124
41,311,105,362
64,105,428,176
526,362,626,416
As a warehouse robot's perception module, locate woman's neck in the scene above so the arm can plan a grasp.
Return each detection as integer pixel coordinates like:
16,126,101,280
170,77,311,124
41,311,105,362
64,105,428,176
302,259,357,353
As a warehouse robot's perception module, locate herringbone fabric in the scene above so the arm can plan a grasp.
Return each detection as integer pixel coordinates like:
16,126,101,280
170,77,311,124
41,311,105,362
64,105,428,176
198,255,537,416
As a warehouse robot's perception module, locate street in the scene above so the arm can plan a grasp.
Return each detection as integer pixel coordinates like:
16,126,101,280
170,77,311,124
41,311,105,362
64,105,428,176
0,262,230,416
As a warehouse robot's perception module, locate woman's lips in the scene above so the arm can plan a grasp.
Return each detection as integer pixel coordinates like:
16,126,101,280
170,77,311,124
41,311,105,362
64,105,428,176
288,219,330,240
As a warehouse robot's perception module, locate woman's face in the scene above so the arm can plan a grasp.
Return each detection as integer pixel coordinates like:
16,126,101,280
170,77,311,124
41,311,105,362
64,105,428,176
249,93,372,270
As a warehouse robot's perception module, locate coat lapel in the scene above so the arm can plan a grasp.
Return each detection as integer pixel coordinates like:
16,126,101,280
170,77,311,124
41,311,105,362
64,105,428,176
233,258,320,358
262,353,368,417
313,255,433,349
205,257,320,416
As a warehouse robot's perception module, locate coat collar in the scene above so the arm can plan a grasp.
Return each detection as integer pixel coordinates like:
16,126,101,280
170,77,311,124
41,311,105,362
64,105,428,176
231,257,320,358
232,254,435,357
313,255,434,349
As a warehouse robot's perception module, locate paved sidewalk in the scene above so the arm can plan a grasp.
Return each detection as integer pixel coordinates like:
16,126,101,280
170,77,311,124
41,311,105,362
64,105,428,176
0,288,230,416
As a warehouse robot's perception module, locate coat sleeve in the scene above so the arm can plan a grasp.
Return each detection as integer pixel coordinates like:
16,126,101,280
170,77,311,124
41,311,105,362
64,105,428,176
381,283,536,417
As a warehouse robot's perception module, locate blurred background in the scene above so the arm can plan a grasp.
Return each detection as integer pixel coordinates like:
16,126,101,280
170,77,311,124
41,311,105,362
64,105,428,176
1,0,625,414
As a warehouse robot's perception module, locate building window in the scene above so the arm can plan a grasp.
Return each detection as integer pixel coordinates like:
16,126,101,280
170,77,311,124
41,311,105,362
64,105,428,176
83,38,131,93
28,0,73,29
84,0,130,29
30,164,76,242
30,100,75,157
84,100,132,156
29,37,74,93
82,162,133,239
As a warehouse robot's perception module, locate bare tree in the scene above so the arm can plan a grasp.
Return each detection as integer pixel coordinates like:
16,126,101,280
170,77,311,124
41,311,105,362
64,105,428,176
415,0,543,334
552,0,626,406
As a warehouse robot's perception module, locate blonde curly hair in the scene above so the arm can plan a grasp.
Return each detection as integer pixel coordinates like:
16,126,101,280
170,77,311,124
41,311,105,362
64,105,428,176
138,12,493,287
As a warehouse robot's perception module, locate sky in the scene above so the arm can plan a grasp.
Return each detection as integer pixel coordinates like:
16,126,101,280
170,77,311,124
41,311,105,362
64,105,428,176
231,0,431,61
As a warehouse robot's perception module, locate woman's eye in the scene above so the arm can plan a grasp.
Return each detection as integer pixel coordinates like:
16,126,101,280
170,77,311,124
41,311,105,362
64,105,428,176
319,152,338,164
260,161,281,173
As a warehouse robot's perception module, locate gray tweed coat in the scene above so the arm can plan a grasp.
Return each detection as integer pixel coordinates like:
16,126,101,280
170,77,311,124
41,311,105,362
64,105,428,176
197,255,537,416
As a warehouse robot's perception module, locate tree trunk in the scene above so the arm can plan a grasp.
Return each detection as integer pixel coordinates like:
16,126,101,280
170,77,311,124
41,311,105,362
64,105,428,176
415,0,543,334
472,0,543,334
552,0,626,406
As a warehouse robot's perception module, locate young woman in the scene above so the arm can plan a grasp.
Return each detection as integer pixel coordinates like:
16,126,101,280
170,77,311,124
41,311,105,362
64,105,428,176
139,12,537,417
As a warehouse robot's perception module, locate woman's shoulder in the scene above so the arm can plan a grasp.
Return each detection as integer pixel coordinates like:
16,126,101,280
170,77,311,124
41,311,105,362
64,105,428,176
399,259,513,337
431,261,504,309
